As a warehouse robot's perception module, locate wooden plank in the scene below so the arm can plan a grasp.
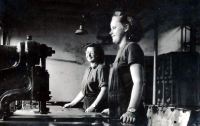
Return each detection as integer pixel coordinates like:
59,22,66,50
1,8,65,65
5,105,109,122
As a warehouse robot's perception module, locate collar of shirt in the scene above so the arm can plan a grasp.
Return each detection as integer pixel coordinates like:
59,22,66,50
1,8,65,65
89,63,98,69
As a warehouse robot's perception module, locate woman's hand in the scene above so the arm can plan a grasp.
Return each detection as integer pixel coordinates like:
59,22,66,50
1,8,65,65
120,111,135,123
85,106,95,113
101,108,110,115
63,103,72,108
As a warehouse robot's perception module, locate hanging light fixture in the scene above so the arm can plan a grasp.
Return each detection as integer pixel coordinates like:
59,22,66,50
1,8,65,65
75,0,88,35
75,15,88,35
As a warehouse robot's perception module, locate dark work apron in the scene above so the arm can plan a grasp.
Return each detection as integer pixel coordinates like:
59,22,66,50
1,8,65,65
83,96,96,109
108,42,147,124
83,96,107,112
108,42,130,119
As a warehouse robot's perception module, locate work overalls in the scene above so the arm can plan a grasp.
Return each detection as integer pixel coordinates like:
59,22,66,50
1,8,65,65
108,42,130,119
108,42,148,124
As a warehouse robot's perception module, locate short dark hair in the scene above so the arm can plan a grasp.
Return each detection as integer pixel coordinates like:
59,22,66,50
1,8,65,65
84,43,105,64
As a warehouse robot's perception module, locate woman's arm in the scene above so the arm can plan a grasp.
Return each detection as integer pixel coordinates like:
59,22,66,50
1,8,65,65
128,63,144,109
85,86,108,112
120,63,144,123
63,91,85,108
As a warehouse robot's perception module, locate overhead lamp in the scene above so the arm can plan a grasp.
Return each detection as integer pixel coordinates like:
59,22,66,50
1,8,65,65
75,22,88,35
75,0,88,35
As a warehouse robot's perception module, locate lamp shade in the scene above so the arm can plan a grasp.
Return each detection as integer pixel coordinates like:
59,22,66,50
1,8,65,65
75,23,88,35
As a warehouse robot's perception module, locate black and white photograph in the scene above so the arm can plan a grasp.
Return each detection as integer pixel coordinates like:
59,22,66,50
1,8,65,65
0,0,199,125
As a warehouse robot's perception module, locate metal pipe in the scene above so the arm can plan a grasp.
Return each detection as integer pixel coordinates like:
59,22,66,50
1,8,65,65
153,16,158,105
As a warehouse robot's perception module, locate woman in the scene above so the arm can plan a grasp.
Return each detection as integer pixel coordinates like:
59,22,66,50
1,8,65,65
63,43,108,113
101,10,147,124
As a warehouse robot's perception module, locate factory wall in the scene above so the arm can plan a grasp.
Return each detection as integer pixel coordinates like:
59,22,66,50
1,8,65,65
7,15,192,102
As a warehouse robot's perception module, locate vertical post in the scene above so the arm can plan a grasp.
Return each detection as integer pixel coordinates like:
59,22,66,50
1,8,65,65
153,16,158,105
2,30,7,45
181,25,183,52
190,24,196,52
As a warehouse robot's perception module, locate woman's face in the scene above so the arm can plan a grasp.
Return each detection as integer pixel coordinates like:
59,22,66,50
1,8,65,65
85,47,97,63
109,16,126,44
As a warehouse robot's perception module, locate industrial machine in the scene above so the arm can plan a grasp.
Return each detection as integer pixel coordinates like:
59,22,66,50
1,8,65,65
0,37,55,118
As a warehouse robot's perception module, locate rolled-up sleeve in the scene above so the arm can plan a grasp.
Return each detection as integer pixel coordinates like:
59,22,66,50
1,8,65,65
127,43,144,66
